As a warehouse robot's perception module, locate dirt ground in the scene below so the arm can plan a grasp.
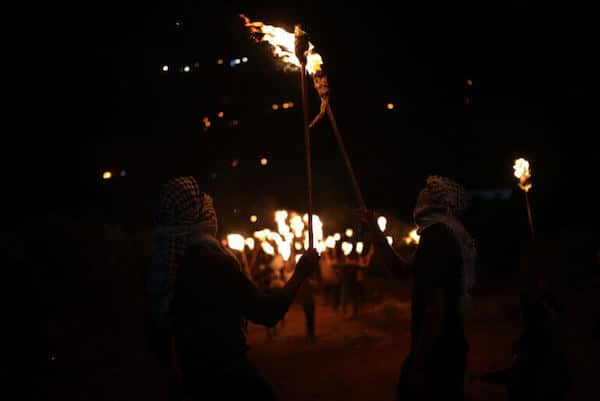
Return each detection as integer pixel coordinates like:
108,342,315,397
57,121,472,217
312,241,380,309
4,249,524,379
46,272,599,401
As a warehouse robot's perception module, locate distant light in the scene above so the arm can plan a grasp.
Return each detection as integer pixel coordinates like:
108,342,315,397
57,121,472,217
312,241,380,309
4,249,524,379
341,241,353,256
333,233,341,241
183,65,191,72
272,104,279,110
242,57,248,63
217,59,224,65
250,215,258,223
466,79,473,86
234,58,241,65
194,61,200,68
217,111,224,118
260,157,268,166
102,171,112,180
161,65,169,72
345,228,353,238
295,242,303,251
377,216,387,232
233,208,240,214
202,116,211,128
231,159,239,168
386,103,395,110
282,102,289,109
175,20,181,27
230,120,239,127
386,236,394,245
210,172,217,180
120,169,127,177
287,101,294,108
356,242,364,254
221,239,227,246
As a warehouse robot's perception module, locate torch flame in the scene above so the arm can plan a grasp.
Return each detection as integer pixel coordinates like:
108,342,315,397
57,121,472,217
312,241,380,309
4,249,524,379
240,14,323,75
404,228,420,245
341,241,353,256
227,234,246,251
513,158,532,192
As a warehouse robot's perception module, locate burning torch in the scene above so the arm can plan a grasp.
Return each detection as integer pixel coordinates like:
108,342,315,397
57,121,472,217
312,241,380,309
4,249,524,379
241,15,367,232
513,158,535,239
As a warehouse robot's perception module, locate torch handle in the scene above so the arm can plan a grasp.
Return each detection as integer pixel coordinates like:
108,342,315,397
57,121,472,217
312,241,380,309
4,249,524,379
525,191,535,240
301,63,314,249
326,105,367,211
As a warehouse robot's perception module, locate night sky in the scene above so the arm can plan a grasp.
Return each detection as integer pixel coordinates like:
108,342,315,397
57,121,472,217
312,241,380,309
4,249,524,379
25,1,598,238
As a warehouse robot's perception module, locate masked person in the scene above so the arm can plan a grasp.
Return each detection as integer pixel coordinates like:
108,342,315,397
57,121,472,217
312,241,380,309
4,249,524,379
145,176,319,400
361,175,477,401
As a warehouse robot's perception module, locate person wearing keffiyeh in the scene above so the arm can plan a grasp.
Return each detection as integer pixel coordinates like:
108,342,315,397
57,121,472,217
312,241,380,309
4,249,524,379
360,175,477,401
144,176,319,401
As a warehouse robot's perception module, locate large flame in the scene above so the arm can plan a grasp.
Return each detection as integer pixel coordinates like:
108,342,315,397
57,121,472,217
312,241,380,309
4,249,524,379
240,14,323,75
513,158,532,192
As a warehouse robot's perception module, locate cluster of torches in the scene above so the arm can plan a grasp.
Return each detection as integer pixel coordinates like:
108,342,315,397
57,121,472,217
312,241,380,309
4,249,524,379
224,211,420,263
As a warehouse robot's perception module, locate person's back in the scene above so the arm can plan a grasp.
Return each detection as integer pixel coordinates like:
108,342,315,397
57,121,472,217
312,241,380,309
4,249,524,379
173,241,249,371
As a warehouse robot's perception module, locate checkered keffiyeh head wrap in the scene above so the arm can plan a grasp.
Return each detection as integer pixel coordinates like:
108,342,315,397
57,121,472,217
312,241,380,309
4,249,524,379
413,175,468,220
145,176,217,328
413,175,477,305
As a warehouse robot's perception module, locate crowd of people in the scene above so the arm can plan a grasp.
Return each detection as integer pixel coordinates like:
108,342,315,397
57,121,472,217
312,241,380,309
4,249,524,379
231,228,376,343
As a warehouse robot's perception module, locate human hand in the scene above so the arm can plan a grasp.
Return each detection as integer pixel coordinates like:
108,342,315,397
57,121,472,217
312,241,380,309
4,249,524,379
295,248,320,278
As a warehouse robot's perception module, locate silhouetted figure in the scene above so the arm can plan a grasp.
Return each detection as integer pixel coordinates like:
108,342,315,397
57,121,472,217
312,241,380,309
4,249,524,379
320,248,341,309
361,175,476,401
297,275,317,343
146,177,319,400
472,292,572,401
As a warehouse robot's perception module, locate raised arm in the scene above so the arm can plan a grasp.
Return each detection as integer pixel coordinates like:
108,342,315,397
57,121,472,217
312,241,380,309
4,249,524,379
239,249,319,327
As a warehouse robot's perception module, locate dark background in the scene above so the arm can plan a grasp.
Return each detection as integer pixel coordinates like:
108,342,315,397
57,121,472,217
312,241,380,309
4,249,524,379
18,1,598,265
